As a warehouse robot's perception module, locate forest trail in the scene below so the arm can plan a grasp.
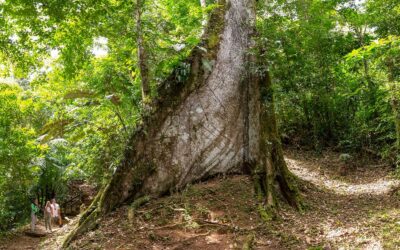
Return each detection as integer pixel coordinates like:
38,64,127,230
0,216,78,250
286,151,400,195
1,149,400,249
282,150,400,249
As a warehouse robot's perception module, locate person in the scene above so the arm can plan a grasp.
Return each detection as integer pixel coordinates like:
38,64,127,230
44,201,53,232
30,198,39,232
51,198,62,227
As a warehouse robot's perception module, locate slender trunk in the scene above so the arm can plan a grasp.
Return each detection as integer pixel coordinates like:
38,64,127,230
356,27,376,107
112,107,129,139
136,0,150,102
390,99,400,153
200,0,207,27
387,59,400,166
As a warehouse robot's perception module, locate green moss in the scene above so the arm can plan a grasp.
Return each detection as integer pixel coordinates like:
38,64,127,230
130,195,150,210
62,207,101,249
252,173,265,201
203,3,225,53
257,204,274,222
208,34,220,49
78,189,103,225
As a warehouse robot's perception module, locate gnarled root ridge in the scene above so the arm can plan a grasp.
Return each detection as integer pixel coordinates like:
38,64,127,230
252,70,301,220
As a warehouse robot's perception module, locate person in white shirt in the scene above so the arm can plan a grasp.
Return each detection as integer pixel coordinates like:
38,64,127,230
44,201,53,232
51,198,62,227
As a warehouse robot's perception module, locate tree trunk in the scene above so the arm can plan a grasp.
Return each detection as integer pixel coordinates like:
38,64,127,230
62,0,300,247
390,98,400,156
200,0,207,27
136,0,150,102
387,59,400,167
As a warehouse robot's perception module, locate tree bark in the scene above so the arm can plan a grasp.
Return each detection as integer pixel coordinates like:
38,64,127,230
136,0,150,102
387,59,400,166
200,0,207,27
62,0,300,247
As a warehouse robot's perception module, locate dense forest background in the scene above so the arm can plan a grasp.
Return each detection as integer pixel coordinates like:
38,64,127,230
0,0,399,232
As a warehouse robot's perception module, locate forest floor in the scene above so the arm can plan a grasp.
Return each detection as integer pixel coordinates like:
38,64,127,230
0,216,77,250
1,149,400,249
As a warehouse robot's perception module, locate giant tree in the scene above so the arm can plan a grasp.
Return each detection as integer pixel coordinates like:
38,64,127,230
0,0,301,246
61,0,301,246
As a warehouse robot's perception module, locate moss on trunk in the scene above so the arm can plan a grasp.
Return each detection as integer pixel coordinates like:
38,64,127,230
252,69,301,219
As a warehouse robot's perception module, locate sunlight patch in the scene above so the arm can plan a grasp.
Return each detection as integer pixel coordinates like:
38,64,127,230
286,157,400,195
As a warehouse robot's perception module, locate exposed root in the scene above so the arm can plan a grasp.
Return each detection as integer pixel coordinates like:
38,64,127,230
61,188,104,248
252,69,302,218
61,207,100,248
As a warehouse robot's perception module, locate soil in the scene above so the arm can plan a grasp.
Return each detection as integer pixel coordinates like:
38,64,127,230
1,149,400,249
0,220,67,250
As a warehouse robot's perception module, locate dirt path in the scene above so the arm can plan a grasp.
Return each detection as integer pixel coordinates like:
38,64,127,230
0,229,42,250
0,222,51,250
0,217,77,250
281,150,400,249
2,149,400,249
287,157,400,195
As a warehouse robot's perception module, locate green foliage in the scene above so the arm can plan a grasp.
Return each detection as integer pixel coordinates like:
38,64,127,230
0,82,41,230
258,0,400,162
0,0,205,231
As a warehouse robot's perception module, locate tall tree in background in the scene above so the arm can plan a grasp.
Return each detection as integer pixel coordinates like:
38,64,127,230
200,0,207,27
63,0,300,246
136,0,150,103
